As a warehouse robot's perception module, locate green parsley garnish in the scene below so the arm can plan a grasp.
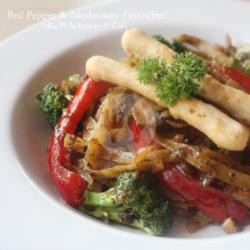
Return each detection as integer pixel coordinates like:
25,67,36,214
137,52,205,105
137,58,167,84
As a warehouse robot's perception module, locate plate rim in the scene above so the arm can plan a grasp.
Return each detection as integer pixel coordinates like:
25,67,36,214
1,0,250,248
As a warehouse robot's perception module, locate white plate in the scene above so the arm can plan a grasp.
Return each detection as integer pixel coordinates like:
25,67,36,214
1,0,250,249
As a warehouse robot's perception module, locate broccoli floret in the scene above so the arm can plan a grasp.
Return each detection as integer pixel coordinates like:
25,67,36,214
153,34,186,53
153,34,173,47
84,172,138,207
80,172,173,236
171,40,186,54
37,83,68,127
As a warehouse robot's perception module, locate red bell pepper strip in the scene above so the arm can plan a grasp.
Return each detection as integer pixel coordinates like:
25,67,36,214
129,120,154,152
130,120,250,223
157,164,250,224
48,77,110,207
221,67,250,92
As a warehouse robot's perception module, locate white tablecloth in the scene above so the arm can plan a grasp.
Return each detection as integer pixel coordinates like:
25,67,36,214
0,0,96,41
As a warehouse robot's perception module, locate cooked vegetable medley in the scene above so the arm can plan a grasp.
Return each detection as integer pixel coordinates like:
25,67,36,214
37,28,250,236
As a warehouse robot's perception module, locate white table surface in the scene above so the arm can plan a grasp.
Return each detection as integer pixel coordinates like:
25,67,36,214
0,3,120,250
0,0,97,42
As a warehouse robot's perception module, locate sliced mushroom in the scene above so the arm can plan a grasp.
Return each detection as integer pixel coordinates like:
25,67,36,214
86,56,249,151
